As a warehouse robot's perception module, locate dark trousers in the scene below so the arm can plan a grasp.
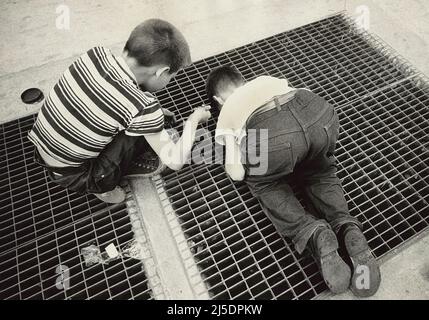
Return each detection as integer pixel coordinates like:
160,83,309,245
34,132,146,194
241,89,361,254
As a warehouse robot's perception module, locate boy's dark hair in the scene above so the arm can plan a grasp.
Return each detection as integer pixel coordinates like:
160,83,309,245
205,65,244,108
124,19,191,73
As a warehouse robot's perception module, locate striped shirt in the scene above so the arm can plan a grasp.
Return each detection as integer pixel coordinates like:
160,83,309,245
28,46,165,166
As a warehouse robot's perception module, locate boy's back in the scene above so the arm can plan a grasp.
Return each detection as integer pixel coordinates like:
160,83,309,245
26,19,212,204
28,46,164,167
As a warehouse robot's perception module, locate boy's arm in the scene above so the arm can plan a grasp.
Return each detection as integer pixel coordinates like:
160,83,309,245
224,134,245,181
144,106,211,171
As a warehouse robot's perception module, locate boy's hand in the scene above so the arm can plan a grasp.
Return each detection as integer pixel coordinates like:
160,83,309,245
189,105,211,123
225,163,245,181
162,108,177,127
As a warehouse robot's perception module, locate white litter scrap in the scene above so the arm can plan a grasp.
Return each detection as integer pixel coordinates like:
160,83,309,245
122,239,143,259
80,240,143,267
105,243,120,259
81,245,104,267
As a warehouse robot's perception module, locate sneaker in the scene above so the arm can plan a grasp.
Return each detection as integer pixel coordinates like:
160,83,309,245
125,129,179,179
340,224,381,297
93,186,126,204
125,149,166,178
308,227,351,294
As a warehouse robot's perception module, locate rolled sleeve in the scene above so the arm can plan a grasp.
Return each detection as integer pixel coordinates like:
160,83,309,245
214,128,242,145
125,102,165,136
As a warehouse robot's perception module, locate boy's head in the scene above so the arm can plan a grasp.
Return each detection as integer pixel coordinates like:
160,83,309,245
206,65,244,109
123,19,191,91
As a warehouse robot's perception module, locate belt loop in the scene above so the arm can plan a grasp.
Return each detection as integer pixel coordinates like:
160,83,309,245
274,96,282,111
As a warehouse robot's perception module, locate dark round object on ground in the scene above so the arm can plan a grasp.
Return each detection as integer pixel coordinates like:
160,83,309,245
21,88,44,104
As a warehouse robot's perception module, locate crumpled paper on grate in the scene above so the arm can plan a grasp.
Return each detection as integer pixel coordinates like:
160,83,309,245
81,245,105,267
81,240,143,267
122,239,143,259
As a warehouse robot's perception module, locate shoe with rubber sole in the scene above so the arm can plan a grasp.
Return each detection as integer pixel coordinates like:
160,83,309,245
93,186,126,204
309,227,351,294
343,225,381,297
125,150,166,178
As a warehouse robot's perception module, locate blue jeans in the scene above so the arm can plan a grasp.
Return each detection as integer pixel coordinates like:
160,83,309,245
241,89,361,254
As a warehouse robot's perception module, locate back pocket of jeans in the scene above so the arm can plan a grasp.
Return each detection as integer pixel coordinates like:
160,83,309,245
249,137,294,176
271,139,294,175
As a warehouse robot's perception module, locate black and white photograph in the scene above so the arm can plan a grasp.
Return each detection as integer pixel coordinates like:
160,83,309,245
0,0,428,312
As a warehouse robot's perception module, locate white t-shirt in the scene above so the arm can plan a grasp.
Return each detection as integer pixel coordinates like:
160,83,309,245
214,75,295,146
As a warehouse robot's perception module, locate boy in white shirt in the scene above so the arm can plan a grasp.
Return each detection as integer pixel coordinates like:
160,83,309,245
206,66,380,297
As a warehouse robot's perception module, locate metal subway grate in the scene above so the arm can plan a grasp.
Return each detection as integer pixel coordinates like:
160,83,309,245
154,13,429,299
155,13,417,129
336,79,429,256
0,115,159,300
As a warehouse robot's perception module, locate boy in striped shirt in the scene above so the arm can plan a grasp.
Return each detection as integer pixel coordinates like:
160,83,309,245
28,19,211,203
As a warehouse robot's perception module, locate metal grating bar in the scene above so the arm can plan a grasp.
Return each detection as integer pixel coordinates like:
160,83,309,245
0,115,159,300
154,13,429,300
335,79,429,256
